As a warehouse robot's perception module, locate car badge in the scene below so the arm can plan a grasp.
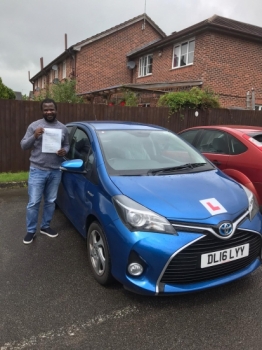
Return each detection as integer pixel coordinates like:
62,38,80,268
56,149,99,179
219,222,233,236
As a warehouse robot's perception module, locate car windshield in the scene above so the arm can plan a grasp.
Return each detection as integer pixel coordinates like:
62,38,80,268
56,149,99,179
97,129,214,176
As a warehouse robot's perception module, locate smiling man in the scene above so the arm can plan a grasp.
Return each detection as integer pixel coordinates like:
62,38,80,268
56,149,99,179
20,98,69,244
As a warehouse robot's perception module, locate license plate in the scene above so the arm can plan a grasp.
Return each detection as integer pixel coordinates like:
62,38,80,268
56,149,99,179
201,243,249,268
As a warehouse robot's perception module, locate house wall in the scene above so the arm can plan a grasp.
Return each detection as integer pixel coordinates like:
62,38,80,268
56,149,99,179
131,31,262,108
33,56,73,96
75,20,163,94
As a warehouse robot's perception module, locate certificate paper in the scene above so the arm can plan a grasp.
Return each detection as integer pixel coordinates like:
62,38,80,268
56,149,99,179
42,128,62,153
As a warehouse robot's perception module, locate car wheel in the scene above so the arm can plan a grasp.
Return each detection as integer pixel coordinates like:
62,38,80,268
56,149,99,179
87,222,113,285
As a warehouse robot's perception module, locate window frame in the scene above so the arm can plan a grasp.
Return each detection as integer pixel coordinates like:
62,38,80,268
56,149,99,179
54,67,58,79
138,54,153,77
172,38,195,69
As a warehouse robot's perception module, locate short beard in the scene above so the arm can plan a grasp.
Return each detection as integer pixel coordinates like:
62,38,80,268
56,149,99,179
44,115,56,123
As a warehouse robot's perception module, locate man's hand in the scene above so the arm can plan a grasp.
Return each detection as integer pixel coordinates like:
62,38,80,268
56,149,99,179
34,127,44,139
57,149,67,157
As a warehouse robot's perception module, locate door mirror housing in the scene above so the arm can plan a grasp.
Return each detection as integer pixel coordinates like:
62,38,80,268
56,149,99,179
60,159,86,173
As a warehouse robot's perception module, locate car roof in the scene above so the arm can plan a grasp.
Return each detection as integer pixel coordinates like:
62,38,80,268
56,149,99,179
67,120,165,131
181,125,262,135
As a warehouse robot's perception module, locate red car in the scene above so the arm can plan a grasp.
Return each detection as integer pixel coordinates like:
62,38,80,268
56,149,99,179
179,125,262,207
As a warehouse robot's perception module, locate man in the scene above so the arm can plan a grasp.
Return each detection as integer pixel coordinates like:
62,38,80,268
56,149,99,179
21,98,69,244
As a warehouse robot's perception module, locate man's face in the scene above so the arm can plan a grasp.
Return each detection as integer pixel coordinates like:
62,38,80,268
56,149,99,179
42,102,57,122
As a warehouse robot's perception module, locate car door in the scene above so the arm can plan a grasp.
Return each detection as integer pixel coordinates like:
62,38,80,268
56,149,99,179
57,127,99,236
195,129,230,170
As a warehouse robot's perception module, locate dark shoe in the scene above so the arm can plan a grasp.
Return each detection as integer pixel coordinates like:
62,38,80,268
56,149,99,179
40,227,58,238
23,232,36,244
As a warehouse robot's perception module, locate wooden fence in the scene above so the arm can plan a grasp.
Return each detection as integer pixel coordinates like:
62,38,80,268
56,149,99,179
1,99,262,172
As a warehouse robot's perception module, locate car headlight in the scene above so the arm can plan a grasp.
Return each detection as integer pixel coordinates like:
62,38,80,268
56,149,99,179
113,195,177,234
242,186,259,220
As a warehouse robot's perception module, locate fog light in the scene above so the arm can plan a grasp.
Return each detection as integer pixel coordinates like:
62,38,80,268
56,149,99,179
128,263,143,276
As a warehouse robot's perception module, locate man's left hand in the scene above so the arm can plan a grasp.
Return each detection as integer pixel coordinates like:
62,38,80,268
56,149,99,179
57,149,67,157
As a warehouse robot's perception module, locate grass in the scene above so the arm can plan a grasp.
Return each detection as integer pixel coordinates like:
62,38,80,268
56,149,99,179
0,172,29,182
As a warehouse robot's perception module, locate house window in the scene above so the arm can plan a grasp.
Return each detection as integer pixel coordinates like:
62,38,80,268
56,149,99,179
54,67,58,79
255,105,262,111
49,70,53,83
173,39,195,68
139,54,153,77
42,77,45,88
62,60,66,79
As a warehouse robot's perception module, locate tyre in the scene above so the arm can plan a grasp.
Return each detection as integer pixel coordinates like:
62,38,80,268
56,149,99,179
87,222,113,285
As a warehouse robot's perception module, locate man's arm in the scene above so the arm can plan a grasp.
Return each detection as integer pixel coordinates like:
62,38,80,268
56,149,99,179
20,125,44,150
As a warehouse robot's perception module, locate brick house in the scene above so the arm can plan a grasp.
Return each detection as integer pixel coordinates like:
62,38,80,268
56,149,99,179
30,14,262,109
126,14,262,109
30,14,166,103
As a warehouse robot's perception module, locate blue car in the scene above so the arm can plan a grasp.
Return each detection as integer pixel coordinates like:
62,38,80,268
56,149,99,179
56,121,262,295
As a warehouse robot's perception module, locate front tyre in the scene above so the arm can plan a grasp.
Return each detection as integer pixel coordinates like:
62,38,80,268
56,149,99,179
87,222,113,285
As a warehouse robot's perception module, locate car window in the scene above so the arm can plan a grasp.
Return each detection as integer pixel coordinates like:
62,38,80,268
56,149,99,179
67,128,90,161
196,130,229,154
250,133,262,143
67,128,97,182
179,129,200,145
227,134,248,155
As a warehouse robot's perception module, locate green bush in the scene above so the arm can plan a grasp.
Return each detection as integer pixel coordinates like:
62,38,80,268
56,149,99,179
157,87,220,114
122,89,138,106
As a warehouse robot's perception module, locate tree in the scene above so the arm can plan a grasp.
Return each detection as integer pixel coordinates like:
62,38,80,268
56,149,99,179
0,77,16,99
34,79,83,103
51,79,83,103
157,87,220,114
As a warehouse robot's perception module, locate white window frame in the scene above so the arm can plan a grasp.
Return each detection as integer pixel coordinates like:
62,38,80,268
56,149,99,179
172,38,195,69
49,70,53,83
138,54,153,77
255,105,262,111
62,60,66,79
41,77,45,88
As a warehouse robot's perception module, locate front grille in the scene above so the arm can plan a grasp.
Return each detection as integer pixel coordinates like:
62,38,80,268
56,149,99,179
160,230,261,284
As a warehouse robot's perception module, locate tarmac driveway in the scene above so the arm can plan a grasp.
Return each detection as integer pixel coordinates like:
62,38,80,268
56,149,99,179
1,187,262,350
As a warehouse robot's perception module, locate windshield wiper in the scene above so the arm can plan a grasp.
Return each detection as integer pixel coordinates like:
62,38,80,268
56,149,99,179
190,162,207,168
148,163,206,176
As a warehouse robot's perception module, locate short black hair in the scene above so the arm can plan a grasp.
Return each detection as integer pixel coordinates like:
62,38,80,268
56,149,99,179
40,98,57,111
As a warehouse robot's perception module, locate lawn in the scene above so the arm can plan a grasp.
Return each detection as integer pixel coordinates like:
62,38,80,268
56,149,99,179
0,172,29,182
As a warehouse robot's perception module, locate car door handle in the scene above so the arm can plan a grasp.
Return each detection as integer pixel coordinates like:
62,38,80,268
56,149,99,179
212,160,221,166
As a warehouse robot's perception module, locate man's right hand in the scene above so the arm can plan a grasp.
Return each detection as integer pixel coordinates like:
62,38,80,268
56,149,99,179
34,127,44,139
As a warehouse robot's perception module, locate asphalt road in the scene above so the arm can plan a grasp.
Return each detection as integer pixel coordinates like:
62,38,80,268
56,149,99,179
1,187,262,350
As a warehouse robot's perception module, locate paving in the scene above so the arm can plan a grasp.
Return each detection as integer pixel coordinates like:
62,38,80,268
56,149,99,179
1,187,262,350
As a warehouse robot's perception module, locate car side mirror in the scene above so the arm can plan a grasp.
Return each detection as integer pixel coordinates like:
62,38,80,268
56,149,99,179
60,159,86,173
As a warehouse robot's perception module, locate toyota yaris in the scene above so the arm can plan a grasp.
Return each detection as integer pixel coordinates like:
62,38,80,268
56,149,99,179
56,121,262,295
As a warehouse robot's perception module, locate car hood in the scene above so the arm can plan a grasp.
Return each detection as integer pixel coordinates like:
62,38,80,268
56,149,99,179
110,170,248,221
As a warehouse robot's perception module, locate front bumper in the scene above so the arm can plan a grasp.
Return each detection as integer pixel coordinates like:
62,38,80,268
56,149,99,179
107,216,262,296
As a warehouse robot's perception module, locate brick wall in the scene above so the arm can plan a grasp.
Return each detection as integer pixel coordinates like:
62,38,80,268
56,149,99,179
75,20,163,93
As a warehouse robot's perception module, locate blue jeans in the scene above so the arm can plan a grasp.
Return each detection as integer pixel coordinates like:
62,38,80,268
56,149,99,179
26,167,62,233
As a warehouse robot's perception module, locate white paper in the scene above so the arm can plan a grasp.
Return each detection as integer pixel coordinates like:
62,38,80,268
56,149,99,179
42,128,62,153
